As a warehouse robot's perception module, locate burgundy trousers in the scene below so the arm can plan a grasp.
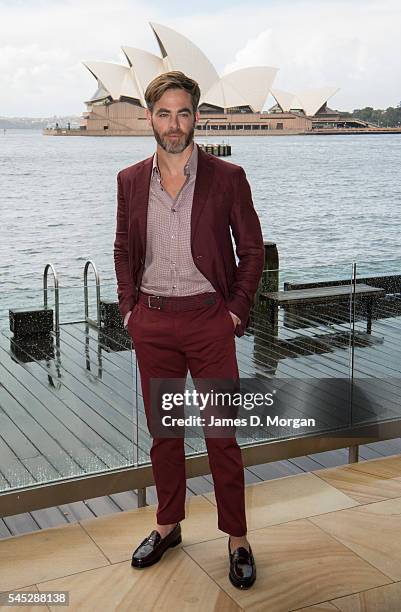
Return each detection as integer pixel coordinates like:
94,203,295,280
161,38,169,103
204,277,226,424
127,293,247,537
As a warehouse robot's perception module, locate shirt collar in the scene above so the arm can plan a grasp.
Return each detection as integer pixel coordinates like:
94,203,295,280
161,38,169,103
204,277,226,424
152,142,198,178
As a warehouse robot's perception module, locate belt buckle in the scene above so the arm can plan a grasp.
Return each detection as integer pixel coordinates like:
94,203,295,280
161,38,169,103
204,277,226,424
148,295,163,310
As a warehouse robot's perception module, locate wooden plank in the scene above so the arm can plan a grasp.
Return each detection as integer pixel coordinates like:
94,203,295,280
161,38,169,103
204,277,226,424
0,342,126,470
0,518,11,539
357,445,386,460
308,448,349,468
286,455,325,472
0,330,217,478
81,320,354,450
3,336,134,457
243,469,264,485
62,324,213,459
284,274,401,293
82,496,121,517
3,512,40,536
0,472,9,492
63,324,258,462
186,476,215,496
4,329,158,463
53,331,166,455
0,410,39,461
367,439,401,455
57,325,136,405
74,332,135,385
32,335,203,456
22,456,60,483
238,335,347,379
0,359,101,478
109,491,138,511
263,284,386,305
234,342,349,432
248,459,305,481
30,507,69,530
58,502,96,523
0,436,35,489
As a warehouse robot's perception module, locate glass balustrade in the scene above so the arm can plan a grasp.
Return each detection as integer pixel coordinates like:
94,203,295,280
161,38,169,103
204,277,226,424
1,258,400,501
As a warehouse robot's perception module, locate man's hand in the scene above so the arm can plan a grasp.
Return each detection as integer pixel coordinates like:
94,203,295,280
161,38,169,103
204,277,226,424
124,310,132,329
229,311,241,329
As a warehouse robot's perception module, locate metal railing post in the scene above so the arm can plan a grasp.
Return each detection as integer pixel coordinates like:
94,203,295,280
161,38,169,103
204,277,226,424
137,488,147,508
348,262,359,463
43,263,59,333
83,260,101,328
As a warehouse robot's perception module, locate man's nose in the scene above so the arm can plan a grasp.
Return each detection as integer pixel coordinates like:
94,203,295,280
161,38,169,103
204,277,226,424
169,114,179,129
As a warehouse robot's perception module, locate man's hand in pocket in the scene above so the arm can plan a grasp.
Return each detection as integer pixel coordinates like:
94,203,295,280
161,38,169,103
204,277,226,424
229,311,241,329
124,310,132,329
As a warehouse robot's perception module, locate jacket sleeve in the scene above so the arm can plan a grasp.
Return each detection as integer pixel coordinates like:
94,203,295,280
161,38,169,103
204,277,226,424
226,167,265,328
113,171,136,320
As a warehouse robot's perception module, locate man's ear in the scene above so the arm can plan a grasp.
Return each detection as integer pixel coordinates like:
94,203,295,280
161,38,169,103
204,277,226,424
195,110,200,123
146,108,152,127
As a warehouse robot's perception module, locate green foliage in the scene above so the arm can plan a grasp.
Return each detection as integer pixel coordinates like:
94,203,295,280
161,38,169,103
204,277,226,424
352,105,401,127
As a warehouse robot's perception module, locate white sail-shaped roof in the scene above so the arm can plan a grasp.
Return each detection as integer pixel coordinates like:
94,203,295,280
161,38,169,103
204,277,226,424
149,22,220,94
296,87,340,116
88,83,111,102
202,79,249,110
271,89,297,112
221,67,278,112
83,24,341,115
121,47,165,104
83,61,141,101
83,22,281,112
271,87,339,116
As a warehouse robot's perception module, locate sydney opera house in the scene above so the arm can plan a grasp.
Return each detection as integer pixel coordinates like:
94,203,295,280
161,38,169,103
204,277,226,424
67,22,346,135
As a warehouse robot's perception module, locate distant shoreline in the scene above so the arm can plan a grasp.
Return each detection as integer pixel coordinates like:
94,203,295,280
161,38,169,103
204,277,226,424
41,127,401,137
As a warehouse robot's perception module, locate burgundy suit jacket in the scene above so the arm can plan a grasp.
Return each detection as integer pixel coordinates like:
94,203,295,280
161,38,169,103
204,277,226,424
113,143,265,337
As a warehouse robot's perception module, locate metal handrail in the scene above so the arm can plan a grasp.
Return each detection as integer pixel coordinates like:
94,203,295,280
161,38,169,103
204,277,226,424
83,260,101,328
43,263,59,333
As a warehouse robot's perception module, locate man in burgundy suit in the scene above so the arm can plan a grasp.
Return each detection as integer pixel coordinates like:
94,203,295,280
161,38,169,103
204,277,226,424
114,71,264,589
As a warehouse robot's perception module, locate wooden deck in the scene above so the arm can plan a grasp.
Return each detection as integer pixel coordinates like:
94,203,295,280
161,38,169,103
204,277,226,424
1,296,400,538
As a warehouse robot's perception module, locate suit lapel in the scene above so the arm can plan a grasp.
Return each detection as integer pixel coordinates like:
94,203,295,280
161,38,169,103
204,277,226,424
133,145,214,252
191,144,215,243
133,156,153,253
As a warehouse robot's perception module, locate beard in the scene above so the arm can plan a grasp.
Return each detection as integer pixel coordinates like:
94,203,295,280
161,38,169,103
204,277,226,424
151,121,195,154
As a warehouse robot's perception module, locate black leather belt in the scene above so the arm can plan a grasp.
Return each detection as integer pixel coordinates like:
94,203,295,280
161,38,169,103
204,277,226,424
138,291,218,312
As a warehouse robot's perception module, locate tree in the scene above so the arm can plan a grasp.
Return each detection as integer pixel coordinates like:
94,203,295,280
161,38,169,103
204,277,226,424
352,106,401,127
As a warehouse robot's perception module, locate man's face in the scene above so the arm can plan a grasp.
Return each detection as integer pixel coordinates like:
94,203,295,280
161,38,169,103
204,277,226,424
147,88,199,154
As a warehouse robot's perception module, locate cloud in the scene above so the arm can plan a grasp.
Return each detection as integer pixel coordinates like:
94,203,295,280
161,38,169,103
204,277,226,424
0,0,155,115
220,0,401,110
0,0,400,116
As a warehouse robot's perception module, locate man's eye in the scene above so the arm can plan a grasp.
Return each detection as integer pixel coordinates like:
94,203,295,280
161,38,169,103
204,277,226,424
179,113,190,118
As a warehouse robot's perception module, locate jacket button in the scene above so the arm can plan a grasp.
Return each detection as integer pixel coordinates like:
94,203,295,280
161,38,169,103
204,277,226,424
196,255,203,259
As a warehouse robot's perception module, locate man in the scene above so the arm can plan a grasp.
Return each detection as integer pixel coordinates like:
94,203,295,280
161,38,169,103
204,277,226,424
114,71,264,589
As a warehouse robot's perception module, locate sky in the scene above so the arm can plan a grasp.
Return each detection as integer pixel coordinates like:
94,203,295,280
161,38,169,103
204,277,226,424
0,0,400,117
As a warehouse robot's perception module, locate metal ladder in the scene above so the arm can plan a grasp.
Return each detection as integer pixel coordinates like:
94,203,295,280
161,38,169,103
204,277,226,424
43,263,60,333
83,260,101,328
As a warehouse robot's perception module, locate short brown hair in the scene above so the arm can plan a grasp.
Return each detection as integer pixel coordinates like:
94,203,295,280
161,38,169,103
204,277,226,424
144,71,200,115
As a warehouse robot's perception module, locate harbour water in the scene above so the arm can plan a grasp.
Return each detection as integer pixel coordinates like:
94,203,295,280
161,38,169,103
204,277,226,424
1,129,400,320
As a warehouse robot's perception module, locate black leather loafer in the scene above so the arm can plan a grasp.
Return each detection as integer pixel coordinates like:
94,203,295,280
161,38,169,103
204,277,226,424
131,523,182,568
228,538,256,589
